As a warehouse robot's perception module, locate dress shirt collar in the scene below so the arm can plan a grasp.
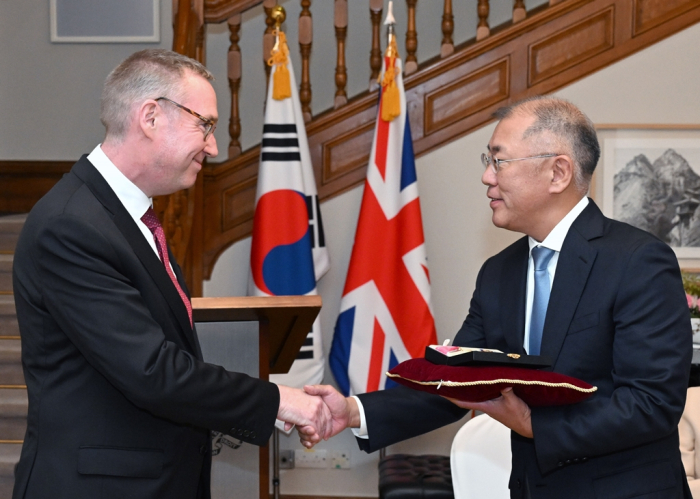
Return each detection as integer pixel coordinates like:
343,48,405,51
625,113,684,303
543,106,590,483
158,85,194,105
528,196,589,254
87,144,152,221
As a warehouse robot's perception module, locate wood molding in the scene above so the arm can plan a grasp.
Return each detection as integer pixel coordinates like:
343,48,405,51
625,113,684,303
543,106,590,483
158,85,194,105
0,160,73,214
204,0,262,23
632,0,699,36
199,0,700,281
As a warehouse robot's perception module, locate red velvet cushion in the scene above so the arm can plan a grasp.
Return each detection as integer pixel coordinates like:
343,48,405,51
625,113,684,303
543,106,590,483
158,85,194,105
387,358,597,407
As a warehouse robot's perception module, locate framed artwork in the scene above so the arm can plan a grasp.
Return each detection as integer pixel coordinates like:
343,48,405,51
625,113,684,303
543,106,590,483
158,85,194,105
50,0,160,43
592,125,700,263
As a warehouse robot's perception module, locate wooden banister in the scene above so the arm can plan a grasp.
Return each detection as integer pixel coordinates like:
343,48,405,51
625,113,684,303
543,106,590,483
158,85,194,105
369,0,383,91
404,0,419,75
227,14,242,159
299,0,313,122
476,0,490,41
440,0,454,58
6,0,700,295
334,0,348,109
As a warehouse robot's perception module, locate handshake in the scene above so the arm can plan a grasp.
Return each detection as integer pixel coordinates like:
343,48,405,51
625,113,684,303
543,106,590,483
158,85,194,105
277,382,535,445
277,384,360,448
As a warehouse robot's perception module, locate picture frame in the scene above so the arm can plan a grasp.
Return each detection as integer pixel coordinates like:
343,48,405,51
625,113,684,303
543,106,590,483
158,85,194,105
50,0,160,43
592,125,700,266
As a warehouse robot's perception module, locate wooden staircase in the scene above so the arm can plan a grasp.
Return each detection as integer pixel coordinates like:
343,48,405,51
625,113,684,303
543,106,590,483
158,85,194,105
0,214,27,498
2,1,700,298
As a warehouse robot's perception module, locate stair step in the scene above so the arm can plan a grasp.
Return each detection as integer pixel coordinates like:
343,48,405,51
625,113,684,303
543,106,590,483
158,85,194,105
0,340,23,387
0,254,12,294
0,390,27,442
0,297,18,338
0,214,26,254
0,443,22,497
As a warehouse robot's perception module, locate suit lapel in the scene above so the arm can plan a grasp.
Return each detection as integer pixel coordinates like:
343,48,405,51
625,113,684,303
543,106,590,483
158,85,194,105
71,156,200,354
500,237,529,354
540,201,603,366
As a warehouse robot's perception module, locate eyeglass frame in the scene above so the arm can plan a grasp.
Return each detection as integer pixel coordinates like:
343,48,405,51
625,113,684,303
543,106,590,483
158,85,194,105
155,97,217,141
481,152,559,174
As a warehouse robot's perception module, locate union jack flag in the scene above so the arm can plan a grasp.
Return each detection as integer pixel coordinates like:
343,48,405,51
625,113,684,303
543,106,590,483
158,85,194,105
329,56,436,396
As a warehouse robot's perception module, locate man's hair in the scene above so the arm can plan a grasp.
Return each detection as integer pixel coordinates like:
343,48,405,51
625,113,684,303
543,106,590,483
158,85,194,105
494,96,600,192
101,49,214,141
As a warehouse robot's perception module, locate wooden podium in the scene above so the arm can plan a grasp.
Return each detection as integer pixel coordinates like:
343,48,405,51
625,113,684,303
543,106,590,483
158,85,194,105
192,296,322,499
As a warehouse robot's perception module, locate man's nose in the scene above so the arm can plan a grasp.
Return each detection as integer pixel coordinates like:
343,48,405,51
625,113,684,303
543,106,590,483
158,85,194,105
482,165,496,186
205,133,218,158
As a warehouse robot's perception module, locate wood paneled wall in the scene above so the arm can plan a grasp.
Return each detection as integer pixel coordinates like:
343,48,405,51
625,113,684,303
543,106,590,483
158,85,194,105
199,0,700,281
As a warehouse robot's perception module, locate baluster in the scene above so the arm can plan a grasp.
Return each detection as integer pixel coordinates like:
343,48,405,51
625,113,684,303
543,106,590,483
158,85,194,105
369,0,383,91
263,0,277,83
194,0,205,62
404,0,418,75
441,0,454,58
334,0,348,108
299,0,313,122
227,14,242,158
476,0,490,41
513,0,526,23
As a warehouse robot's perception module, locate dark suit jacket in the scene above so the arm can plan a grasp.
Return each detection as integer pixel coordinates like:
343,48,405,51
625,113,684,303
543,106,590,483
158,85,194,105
357,200,693,499
12,156,280,499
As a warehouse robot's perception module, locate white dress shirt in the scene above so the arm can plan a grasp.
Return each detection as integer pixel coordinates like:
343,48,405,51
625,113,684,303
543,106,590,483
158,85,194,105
524,196,589,352
353,196,590,438
87,145,161,261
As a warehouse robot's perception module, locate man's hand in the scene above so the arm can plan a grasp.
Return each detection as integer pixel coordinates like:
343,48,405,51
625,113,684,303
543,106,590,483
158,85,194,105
445,387,533,438
276,385,332,438
296,385,360,448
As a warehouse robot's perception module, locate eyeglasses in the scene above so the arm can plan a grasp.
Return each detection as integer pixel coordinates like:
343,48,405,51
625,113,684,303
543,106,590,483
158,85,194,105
481,152,559,174
155,97,217,141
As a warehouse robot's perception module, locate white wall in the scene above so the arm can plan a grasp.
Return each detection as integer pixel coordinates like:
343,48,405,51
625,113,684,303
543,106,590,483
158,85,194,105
205,22,700,496
0,1,173,160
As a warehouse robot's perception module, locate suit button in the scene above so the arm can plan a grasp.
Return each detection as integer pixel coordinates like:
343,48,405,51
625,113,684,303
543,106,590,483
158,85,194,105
250,432,256,439
244,430,251,437
557,461,564,467
200,445,208,455
565,460,571,465
515,479,522,489
237,429,244,436
582,457,588,462
230,427,236,434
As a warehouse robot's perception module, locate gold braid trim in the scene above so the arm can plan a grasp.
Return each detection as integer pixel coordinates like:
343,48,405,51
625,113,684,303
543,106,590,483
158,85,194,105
385,373,598,393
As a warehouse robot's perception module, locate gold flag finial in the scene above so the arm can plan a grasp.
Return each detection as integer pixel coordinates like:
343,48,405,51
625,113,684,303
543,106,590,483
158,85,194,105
267,6,291,100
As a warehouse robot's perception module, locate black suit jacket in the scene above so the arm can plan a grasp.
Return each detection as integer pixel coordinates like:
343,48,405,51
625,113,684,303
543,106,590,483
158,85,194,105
357,200,693,499
12,156,280,499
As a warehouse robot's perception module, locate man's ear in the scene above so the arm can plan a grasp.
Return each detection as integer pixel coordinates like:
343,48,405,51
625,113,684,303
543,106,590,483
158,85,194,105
549,155,574,194
138,100,160,139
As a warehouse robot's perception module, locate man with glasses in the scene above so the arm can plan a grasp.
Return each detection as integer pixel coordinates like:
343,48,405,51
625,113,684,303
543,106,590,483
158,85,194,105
300,96,693,498
12,49,331,499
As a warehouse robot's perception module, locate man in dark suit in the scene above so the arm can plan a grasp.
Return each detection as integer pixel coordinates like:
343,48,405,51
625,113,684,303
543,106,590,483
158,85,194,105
301,96,693,498
12,49,330,499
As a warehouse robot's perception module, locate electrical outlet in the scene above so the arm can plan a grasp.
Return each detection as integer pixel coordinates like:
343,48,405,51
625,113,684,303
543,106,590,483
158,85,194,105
295,449,327,468
279,449,294,469
331,450,351,469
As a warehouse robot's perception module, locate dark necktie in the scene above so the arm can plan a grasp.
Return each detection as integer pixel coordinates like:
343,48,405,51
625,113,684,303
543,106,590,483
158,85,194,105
141,207,193,326
529,246,555,356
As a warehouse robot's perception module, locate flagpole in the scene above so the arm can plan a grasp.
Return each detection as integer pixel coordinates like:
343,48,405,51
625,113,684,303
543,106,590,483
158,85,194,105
269,13,286,499
272,428,281,499
378,0,397,464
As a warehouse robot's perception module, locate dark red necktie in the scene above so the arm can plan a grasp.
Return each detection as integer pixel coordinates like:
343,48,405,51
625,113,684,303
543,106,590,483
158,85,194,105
141,207,193,326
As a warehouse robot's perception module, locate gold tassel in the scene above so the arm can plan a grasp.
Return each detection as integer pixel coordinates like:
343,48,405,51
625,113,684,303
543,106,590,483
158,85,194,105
267,29,291,100
379,38,401,122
